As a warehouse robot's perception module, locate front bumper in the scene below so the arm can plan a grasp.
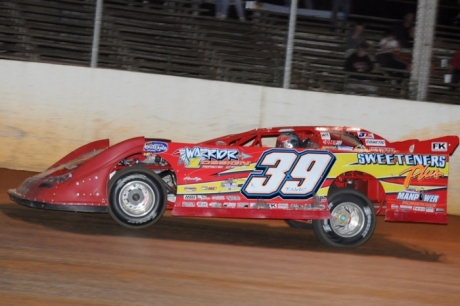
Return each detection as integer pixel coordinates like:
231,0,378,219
8,189,108,213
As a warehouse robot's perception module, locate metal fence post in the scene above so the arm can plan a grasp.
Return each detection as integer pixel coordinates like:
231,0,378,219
283,0,298,89
91,0,103,68
410,0,438,101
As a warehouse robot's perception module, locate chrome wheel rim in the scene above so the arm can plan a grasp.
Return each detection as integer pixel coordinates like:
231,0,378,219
119,181,156,217
330,202,365,238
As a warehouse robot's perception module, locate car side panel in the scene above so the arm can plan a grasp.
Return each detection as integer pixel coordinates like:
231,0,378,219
156,143,333,220
328,152,450,224
158,141,452,223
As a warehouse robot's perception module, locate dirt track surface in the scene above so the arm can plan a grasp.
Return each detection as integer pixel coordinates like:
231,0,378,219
1,168,460,305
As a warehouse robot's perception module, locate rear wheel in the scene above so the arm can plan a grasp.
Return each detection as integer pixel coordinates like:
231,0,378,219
108,166,167,229
312,190,376,247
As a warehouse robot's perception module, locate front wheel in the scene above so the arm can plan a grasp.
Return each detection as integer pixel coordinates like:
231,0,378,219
312,190,376,247
108,166,167,229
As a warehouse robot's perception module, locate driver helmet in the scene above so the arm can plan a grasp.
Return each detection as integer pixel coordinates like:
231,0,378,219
276,132,301,148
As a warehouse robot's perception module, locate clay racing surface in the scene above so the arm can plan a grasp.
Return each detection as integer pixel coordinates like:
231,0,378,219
1,168,459,305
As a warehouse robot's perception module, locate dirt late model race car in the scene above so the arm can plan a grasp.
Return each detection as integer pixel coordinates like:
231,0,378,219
8,126,459,247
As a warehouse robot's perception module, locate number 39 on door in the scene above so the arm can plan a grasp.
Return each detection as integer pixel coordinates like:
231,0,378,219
241,150,336,199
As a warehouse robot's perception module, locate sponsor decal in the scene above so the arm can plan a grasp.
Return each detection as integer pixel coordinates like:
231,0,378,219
391,204,399,210
396,189,422,201
237,202,249,208
414,206,426,212
426,207,434,213
184,187,197,192
210,202,222,208
144,141,168,153
401,201,436,207
337,146,354,151
223,202,236,208
369,147,395,153
269,203,277,209
320,132,331,140
226,196,241,200
182,202,195,207
278,128,294,132
252,202,270,209
174,146,251,168
201,186,218,191
212,195,225,200
399,166,445,188
435,208,445,213
290,204,303,210
184,177,202,182
432,142,447,152
396,190,439,203
197,195,210,200
221,179,238,190
365,139,386,146
308,203,326,210
197,202,208,207
357,154,446,167
358,132,374,139
278,203,289,209
314,196,327,203
400,204,412,210
323,140,342,145
201,160,251,166
184,195,197,200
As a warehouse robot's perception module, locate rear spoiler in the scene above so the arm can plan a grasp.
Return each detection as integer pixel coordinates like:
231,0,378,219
389,135,459,155
410,135,459,155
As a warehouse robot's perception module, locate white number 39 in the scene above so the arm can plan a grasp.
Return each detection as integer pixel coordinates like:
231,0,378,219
241,150,335,199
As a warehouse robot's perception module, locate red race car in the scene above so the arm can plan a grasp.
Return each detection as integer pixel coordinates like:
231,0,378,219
8,126,459,247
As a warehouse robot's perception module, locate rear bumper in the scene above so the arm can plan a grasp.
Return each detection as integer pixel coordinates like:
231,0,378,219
8,190,108,213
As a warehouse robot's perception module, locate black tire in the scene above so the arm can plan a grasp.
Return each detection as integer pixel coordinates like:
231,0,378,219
312,189,376,248
108,166,167,229
284,219,313,230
